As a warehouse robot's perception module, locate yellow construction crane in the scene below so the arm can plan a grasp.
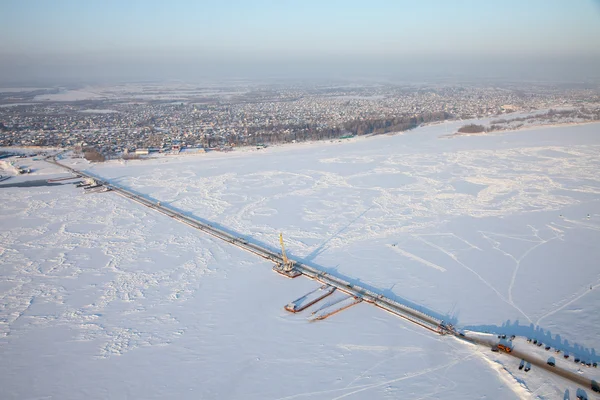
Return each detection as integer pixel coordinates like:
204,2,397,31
279,233,291,271
274,233,301,278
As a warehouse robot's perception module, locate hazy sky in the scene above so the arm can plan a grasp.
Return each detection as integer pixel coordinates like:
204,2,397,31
1,0,600,83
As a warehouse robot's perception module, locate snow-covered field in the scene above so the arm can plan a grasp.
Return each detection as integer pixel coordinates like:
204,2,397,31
2,121,600,399
30,83,246,102
34,88,109,101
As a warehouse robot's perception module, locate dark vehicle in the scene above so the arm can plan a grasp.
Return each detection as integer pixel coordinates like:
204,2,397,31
564,354,570,359
586,362,591,367
545,346,551,351
491,346,499,352
592,379,600,392
593,362,597,368
527,338,532,343
555,349,561,353
547,360,555,367
575,358,581,363
533,339,537,344
537,342,543,347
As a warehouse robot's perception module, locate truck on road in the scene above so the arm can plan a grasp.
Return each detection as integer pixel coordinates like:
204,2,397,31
497,344,512,353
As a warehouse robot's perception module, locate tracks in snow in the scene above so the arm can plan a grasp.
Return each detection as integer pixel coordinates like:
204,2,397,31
49,157,446,335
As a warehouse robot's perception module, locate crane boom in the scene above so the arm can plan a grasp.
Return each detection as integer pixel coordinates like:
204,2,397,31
279,233,289,267
273,233,301,278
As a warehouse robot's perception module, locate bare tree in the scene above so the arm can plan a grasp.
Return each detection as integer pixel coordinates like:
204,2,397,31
83,148,105,162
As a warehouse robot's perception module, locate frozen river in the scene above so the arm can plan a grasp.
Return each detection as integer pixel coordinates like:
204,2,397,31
2,121,600,399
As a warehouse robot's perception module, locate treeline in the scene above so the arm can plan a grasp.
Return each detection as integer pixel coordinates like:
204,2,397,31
343,111,451,136
83,148,105,162
207,106,599,148
457,124,486,133
491,108,600,125
242,124,343,145
232,111,451,146
457,107,600,135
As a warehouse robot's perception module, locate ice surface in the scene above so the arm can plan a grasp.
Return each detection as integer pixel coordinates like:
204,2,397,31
0,183,520,399
2,121,600,399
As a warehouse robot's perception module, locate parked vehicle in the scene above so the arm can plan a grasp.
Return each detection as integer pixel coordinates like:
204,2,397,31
497,344,512,353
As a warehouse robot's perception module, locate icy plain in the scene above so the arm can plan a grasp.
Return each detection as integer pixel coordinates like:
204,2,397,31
2,121,600,399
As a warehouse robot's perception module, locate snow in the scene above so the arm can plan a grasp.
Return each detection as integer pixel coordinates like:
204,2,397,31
0,87,48,93
0,182,517,399
78,109,120,114
2,121,600,399
0,151,66,184
34,89,109,101
25,83,246,102
0,102,42,108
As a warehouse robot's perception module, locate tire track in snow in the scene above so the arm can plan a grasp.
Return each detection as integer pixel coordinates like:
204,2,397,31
329,355,475,400
388,245,446,272
535,278,600,326
273,355,471,400
414,235,519,315
482,224,568,324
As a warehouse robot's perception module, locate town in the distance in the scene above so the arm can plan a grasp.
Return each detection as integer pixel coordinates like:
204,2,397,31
1,82,599,160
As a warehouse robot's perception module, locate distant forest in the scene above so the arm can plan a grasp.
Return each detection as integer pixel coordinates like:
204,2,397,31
457,124,486,133
241,111,452,145
83,148,106,162
455,108,600,136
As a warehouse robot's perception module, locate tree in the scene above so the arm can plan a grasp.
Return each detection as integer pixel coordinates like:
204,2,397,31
83,148,105,162
457,124,486,133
